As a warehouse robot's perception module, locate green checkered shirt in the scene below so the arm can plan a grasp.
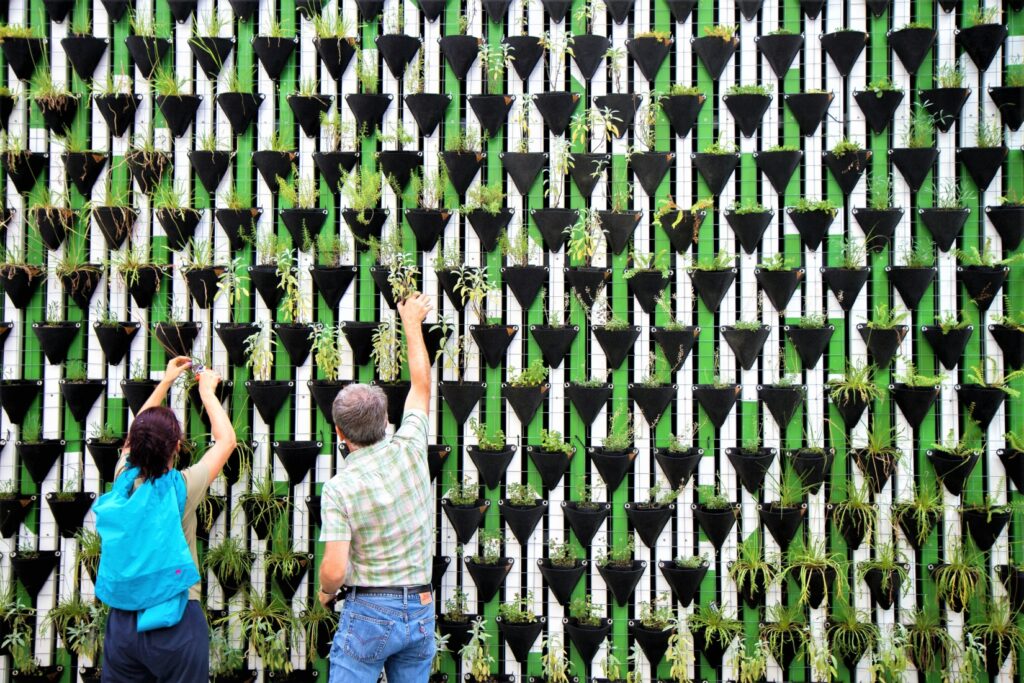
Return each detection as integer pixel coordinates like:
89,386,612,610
319,408,433,587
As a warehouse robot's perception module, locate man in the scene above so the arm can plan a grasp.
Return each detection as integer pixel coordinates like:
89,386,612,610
318,292,436,682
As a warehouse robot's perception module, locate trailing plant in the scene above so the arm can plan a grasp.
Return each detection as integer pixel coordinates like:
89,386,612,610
370,317,405,383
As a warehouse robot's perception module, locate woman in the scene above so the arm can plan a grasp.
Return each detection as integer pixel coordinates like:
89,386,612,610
100,357,236,682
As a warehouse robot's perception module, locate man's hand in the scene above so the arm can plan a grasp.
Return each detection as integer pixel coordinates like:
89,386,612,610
163,357,192,384
318,588,337,609
197,368,222,396
398,292,432,327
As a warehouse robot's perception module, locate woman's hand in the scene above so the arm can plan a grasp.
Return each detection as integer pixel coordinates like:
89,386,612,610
197,368,222,396
163,356,192,384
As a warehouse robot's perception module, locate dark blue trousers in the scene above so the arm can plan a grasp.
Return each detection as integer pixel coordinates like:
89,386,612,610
102,600,209,682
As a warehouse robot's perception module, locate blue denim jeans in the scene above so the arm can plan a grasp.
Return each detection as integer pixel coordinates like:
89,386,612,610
329,590,436,683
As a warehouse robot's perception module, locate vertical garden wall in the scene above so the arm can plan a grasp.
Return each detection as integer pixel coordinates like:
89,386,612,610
0,0,1022,679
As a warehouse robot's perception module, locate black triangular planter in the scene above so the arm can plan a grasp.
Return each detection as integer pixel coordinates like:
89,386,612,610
625,503,674,548
605,0,635,21
344,209,389,244
694,504,738,550
563,501,611,546
0,95,16,132
565,267,610,308
245,380,293,423
854,207,903,252
755,267,803,312
862,567,901,609
540,0,571,20
571,34,611,81
497,616,546,663
155,94,200,138
759,502,805,551
62,35,108,80
126,151,169,195
726,447,776,494
470,325,517,368
96,93,142,137
271,554,312,601
851,449,897,494
526,446,573,490
957,383,1005,428
533,91,580,136
62,151,107,196
502,265,547,309
156,208,202,251
346,93,392,134
787,448,833,494
629,383,675,426
0,493,36,537
481,0,512,20
565,382,611,426
692,153,739,196
986,205,1024,250
693,384,740,428
659,560,707,607
501,152,546,194
629,622,672,667
38,94,79,136
958,146,1007,191
627,270,671,314
962,508,1009,551
33,207,74,251
920,87,970,133
469,94,515,138
538,559,586,605
281,209,327,248
153,322,199,358
786,91,834,136
435,269,465,310
821,30,868,77
274,323,315,366
59,379,105,423
377,150,422,191
216,323,260,366
822,267,869,312
885,266,934,310
926,448,978,497
125,35,170,79
889,27,935,74
439,381,485,424
758,384,804,429
832,394,869,429
11,551,59,598
502,384,547,425
598,561,646,607
440,151,483,195
225,0,256,18
565,618,610,665
189,36,234,79
724,210,773,254
895,507,939,550
1,37,44,81
313,36,356,80
920,323,971,370
307,380,350,422
689,268,736,313
890,147,936,193
439,34,481,80
184,267,225,309
853,89,903,135
999,448,1024,495
504,35,544,80
998,565,1024,613
60,267,103,310
217,92,264,136
441,499,489,544
755,149,801,194
857,324,908,367
405,93,450,136
957,23,1006,71
722,325,770,370
341,321,378,366
824,149,871,196
249,264,287,308
593,93,640,138
273,440,321,485
33,322,80,365
892,384,939,429
285,95,331,138
374,33,420,79
959,265,1007,312
756,32,803,78
724,93,771,138
46,492,95,538
653,326,698,369
991,324,1024,370
93,322,140,366
653,447,701,490
785,324,833,369
18,439,66,485
189,150,233,195
500,499,547,545
252,150,296,191
406,209,451,252
468,445,516,489
989,86,1024,131
121,379,158,415
629,153,674,196
833,505,871,548
660,93,705,138
91,206,138,253
665,0,696,20
252,36,296,80
531,208,577,252
214,208,259,252
123,266,163,309
568,153,610,198
589,447,637,493
0,380,41,424
692,35,738,80
627,36,672,81
593,326,640,370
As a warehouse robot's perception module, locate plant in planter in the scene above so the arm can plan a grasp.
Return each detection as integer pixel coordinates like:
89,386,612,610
495,592,543,665
0,244,44,310
276,175,325,250
760,603,807,669
959,359,1024,428
466,418,513,490
236,469,290,540
55,248,103,311
442,478,486,545
340,166,386,244
205,537,253,600
470,42,514,137
686,249,736,314
920,179,971,252
784,536,845,608
857,541,908,610
31,71,79,136
461,618,494,681
728,532,777,609
723,83,772,138
859,303,909,367
966,599,1024,677
595,535,644,607
786,197,837,251
932,539,984,612
209,626,248,681
827,361,882,429
829,479,877,551
29,190,76,252
926,424,981,496
265,546,312,599
564,209,611,308
0,584,38,675
903,608,955,672
565,595,610,665
242,324,291,424
689,602,742,669
826,607,877,671
537,540,585,607
890,104,937,193
153,183,201,252
867,626,911,682
953,238,1019,313
462,183,511,253
892,483,943,549
221,591,296,675
693,482,737,551
110,242,164,309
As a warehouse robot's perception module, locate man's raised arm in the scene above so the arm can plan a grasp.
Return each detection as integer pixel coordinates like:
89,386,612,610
397,293,433,415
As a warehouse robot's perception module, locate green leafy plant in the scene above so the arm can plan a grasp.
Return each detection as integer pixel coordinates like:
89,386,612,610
497,592,537,624
783,536,845,607
445,477,480,506
469,418,506,452
370,318,405,383
507,358,548,387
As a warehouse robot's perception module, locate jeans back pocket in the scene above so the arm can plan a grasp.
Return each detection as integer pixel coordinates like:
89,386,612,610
342,611,396,663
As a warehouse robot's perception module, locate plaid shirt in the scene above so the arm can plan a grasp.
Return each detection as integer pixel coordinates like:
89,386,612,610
319,408,433,587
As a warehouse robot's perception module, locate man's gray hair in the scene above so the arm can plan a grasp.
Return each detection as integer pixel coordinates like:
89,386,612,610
332,384,389,447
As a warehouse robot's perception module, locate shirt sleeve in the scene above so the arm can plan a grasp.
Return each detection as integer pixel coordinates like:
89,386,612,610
392,408,429,448
319,479,352,543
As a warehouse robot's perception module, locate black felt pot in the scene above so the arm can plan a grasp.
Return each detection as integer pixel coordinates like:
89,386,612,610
33,207,75,251
962,507,1010,551
404,93,450,136
469,325,517,369
153,322,199,358
124,265,163,309
375,33,421,78
183,267,224,309
245,380,293,424
273,440,321,486
834,513,874,555
989,85,1024,131
441,498,489,545
565,617,611,665
11,551,59,598
755,32,802,78
435,269,465,310
252,36,297,80
824,149,870,196
919,323,970,371
533,91,580,136
958,146,1007,191
37,94,79,136
217,92,264,136
754,267,803,312
652,326,699,371
857,324,908,367
375,381,410,426
499,499,547,545
530,208,577,252
502,265,547,309
467,445,516,490
156,208,202,252
46,492,95,538
281,209,327,248
759,502,806,551
274,323,315,366
404,209,451,252
0,36,44,81
377,150,423,191
887,266,935,310
252,150,297,192
986,205,1024,250
214,323,259,367
628,150,675,196
854,89,903,134
525,446,574,490
564,267,611,309
270,553,312,601
991,324,1024,370
895,508,939,550
565,382,611,426
341,321,378,366
692,35,738,80
658,560,707,607
466,209,513,252
0,382,40,423
598,560,646,607
957,23,1006,71
497,615,546,663
314,36,357,79
86,438,123,482
926,448,979,497
787,448,833,494
751,151,799,198
500,151,546,195
60,379,105,423
250,264,289,308
919,87,970,132
625,502,674,548
189,150,233,196
17,439,66,485
822,267,868,312
469,94,515,138
188,36,234,79
693,384,740,428
851,448,898,494
831,393,869,430
0,493,36,538
438,34,481,80
503,35,545,81
346,93,392,135
537,559,586,606
2,150,47,194
692,152,739,195
344,209,389,245
438,381,485,425
570,34,612,81
690,268,737,314
660,93,705,139
126,150,170,194
726,447,776,495
60,267,103,310
651,447,701,490
93,322,140,366
628,383,675,426
155,94,201,138
0,95,13,132
721,325,770,371
32,322,80,365
589,447,638,494
891,384,940,429
784,324,833,369
63,151,107,196
694,503,738,550
854,207,903,252
997,565,1024,612
502,384,548,425
821,29,868,76
598,210,643,255
786,91,834,136
563,500,611,546
307,380,350,423
959,265,1008,313
285,95,332,138
437,617,477,657
125,35,170,79
890,147,936,194
627,270,671,314
593,326,640,370
862,567,902,610
758,384,804,429
724,93,771,138
439,151,483,196
119,379,156,416
539,0,571,21
308,265,355,310
214,208,260,252
568,152,610,198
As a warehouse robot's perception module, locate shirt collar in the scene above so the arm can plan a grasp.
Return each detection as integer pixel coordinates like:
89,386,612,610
344,435,392,464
